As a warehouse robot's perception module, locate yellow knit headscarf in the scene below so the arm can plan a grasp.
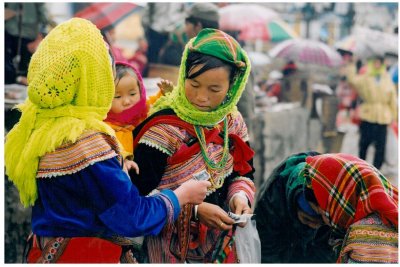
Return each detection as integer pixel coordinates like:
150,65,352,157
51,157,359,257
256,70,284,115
5,18,116,207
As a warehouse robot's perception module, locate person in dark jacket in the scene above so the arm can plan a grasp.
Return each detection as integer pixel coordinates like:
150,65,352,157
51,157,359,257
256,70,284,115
254,151,338,263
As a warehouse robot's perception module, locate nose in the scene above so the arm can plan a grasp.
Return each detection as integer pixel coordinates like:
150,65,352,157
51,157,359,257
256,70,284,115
122,96,132,106
196,88,208,103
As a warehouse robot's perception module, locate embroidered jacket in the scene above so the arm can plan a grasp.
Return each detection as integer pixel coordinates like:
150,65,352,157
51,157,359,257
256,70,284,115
32,130,180,238
130,109,255,262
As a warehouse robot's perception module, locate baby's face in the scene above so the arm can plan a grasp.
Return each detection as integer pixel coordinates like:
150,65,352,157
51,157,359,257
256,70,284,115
111,73,140,113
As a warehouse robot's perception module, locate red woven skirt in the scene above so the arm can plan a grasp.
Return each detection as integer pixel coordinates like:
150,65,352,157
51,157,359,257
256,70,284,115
27,235,122,263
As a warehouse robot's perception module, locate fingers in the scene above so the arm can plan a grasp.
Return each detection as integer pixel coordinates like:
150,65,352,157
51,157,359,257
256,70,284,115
131,162,139,174
217,220,232,231
184,180,211,205
237,206,252,215
133,164,139,175
199,180,211,188
220,213,235,225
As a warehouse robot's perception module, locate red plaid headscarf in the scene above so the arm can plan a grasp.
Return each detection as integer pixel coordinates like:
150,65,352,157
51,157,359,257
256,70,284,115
304,153,398,235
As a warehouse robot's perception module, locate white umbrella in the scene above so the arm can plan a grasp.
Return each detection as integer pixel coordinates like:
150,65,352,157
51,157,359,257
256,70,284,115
219,4,279,32
247,51,271,66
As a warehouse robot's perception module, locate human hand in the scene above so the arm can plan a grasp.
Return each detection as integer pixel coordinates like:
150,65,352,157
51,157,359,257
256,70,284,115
123,159,139,175
174,180,211,206
197,202,235,231
229,194,252,228
157,79,174,95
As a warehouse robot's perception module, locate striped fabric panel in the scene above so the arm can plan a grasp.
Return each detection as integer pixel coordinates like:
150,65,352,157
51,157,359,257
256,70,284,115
226,177,256,206
161,143,234,191
339,214,398,263
228,111,249,142
37,131,121,178
139,112,249,191
138,123,187,156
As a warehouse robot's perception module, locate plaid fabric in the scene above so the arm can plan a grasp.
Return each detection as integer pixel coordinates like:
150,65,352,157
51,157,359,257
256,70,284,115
189,29,246,69
304,153,398,235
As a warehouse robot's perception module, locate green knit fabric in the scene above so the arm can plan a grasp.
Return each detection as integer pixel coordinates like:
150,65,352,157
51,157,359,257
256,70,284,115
150,28,251,126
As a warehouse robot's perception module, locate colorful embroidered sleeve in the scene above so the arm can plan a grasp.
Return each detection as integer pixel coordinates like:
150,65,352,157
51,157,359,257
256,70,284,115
228,110,249,142
224,112,255,206
338,214,398,263
226,176,256,207
138,124,186,156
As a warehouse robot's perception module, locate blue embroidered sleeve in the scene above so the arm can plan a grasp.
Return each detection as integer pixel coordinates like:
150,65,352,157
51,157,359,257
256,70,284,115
32,157,180,238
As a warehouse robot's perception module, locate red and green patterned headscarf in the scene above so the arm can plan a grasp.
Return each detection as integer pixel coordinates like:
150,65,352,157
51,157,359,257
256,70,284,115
151,28,251,126
304,153,398,235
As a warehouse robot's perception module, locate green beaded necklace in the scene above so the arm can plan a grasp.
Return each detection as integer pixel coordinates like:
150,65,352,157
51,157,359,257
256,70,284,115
194,117,230,171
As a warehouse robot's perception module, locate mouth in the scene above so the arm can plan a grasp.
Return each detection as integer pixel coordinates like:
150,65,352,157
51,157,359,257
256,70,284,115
193,104,210,111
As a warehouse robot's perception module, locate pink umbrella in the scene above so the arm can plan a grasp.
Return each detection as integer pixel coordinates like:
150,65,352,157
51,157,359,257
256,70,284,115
219,4,279,32
239,19,298,42
269,39,343,67
75,3,142,32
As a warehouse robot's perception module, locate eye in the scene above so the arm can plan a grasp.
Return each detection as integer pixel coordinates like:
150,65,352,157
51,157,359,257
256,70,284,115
190,83,199,88
210,86,222,93
114,95,121,99
130,92,137,96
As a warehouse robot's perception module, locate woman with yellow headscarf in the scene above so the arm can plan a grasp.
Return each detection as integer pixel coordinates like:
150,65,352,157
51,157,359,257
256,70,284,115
4,18,209,263
129,28,256,263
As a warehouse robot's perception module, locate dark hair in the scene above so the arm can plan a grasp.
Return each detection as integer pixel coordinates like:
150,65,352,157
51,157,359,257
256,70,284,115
185,51,241,85
373,55,384,64
114,64,140,91
108,48,115,68
185,16,219,30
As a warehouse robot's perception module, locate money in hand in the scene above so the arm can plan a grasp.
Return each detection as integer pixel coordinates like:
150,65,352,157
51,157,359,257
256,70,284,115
228,212,254,224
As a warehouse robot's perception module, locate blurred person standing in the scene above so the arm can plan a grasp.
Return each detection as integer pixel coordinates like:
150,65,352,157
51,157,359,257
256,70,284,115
141,3,186,75
184,2,256,142
102,26,149,76
344,56,397,170
5,3,55,84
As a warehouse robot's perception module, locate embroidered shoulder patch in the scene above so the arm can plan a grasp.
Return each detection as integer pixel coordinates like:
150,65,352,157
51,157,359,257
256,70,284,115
37,131,122,178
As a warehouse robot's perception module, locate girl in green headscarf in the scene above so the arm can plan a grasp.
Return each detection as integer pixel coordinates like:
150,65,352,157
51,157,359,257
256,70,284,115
4,18,209,263
129,28,256,263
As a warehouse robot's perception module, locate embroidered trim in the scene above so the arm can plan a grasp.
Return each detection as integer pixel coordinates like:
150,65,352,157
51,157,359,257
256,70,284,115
36,237,70,263
37,131,122,178
157,193,175,225
139,139,173,156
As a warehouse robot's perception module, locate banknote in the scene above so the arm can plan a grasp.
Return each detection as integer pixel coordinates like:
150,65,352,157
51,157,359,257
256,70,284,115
228,212,254,224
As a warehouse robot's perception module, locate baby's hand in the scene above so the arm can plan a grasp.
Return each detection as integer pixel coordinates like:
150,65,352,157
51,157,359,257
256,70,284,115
157,79,174,95
123,159,139,175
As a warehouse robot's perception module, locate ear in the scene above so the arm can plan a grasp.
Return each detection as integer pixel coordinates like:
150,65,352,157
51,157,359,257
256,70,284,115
195,22,203,34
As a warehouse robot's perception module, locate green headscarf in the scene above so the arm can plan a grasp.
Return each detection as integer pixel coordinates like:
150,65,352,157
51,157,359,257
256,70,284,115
5,18,116,207
151,28,251,126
